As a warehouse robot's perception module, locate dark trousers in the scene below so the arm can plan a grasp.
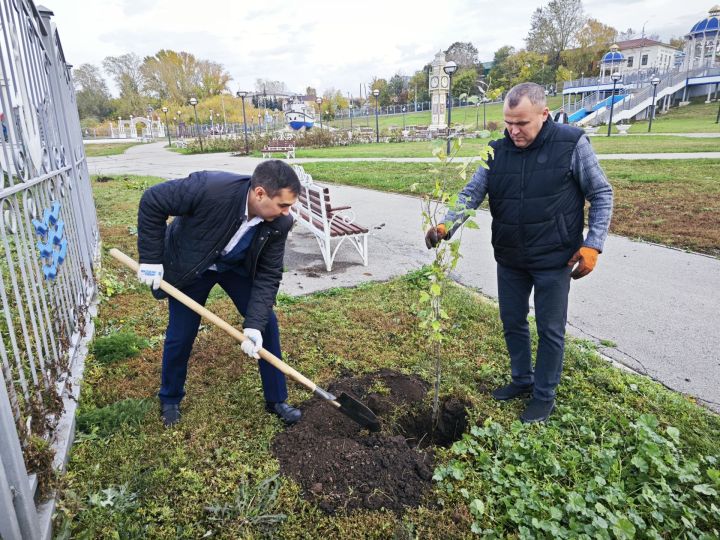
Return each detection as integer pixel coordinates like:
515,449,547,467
497,263,571,401
159,270,288,405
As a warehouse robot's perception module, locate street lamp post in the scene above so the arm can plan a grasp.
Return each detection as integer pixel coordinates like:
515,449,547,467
188,97,203,151
606,72,622,137
648,76,661,132
316,97,323,130
443,60,458,154
372,88,380,143
475,102,480,130
402,106,406,129
209,109,214,132
162,106,171,146
236,91,249,155
483,97,488,129
176,110,182,137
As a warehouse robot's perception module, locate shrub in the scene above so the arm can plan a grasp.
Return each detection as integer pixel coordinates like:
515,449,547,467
486,121,500,131
91,331,148,365
434,413,720,538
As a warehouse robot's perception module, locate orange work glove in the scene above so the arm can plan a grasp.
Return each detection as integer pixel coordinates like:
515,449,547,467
425,223,447,249
567,246,599,279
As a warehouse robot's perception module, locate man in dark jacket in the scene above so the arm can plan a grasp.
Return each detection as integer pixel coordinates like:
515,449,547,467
137,160,302,427
426,82,613,423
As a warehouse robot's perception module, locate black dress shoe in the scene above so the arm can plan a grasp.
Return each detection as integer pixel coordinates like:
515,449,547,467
491,382,533,401
160,403,181,427
265,402,301,425
520,398,555,424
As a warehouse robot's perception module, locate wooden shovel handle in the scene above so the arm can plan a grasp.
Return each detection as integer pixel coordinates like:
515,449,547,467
108,248,322,394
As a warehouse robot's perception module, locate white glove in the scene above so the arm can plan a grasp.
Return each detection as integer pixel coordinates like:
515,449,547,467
137,263,164,290
241,328,263,359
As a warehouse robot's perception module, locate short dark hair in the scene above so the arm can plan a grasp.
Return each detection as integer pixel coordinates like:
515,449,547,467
250,160,301,196
506,82,547,109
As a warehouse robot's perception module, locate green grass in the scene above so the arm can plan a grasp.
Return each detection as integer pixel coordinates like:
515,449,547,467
589,135,720,154
300,159,720,256
628,100,720,133
327,96,564,133
84,142,142,157
283,135,720,159
53,174,720,537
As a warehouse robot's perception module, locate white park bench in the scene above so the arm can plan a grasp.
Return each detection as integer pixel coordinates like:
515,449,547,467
290,166,369,271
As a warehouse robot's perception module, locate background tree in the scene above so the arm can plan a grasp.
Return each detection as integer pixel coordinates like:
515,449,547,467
319,89,349,120
616,28,636,42
140,50,201,103
197,60,231,98
488,45,516,92
526,0,587,72
668,36,685,50
451,68,479,98
561,18,617,77
388,73,407,103
102,53,146,117
305,86,317,97
73,63,112,121
504,50,548,87
369,77,390,107
408,66,430,104
445,41,479,69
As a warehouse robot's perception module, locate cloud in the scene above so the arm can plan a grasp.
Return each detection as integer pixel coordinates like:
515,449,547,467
46,0,712,97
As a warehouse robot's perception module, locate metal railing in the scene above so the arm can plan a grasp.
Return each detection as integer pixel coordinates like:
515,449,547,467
1,0,99,538
593,66,719,125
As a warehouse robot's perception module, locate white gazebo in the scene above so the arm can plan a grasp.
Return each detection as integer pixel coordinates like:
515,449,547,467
683,5,720,69
599,45,625,82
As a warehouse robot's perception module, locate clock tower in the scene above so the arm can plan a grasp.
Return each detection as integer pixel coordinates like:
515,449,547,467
429,51,449,130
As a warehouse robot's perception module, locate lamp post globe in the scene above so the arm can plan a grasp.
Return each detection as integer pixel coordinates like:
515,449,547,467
648,76,661,132
236,91,249,155
188,96,203,151
443,60,458,154
372,88,380,143
161,106,171,146
315,97,323,130
607,72,622,137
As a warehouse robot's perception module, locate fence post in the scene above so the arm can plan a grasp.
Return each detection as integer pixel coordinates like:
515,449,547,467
0,369,40,539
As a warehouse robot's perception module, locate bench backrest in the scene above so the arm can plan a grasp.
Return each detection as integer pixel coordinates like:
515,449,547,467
296,183,332,225
267,139,294,148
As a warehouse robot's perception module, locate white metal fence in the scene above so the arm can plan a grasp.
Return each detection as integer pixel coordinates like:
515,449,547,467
1,1,99,538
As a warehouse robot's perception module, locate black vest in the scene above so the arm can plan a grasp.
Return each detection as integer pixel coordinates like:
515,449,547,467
488,119,585,269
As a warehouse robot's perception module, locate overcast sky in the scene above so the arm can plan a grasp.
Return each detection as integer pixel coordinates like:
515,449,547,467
43,0,713,97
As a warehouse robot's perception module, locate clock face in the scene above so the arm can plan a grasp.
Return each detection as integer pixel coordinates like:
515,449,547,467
441,76,449,88
430,76,439,88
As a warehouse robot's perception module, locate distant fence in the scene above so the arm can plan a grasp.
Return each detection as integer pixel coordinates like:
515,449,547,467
1,0,99,538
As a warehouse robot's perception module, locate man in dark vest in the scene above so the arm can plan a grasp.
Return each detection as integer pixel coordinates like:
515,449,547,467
136,161,302,427
425,82,613,423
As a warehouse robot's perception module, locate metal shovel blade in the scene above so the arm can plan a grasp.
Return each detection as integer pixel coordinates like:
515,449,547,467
338,392,381,432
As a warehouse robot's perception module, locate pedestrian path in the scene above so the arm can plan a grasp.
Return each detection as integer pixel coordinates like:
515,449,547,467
88,142,720,412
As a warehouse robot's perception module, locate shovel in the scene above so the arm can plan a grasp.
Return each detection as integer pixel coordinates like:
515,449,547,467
109,248,381,432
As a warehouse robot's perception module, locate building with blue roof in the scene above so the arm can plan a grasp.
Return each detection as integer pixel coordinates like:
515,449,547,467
684,5,720,69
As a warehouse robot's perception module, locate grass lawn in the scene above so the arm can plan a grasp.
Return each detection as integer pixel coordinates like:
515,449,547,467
327,97,564,133
628,100,720,133
83,142,142,157
300,159,720,257
55,173,720,538
288,135,720,159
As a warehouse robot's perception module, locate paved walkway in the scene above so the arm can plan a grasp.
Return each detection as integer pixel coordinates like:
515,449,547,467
88,143,720,412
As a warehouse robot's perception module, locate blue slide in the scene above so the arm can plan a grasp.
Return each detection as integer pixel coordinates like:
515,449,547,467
568,94,627,123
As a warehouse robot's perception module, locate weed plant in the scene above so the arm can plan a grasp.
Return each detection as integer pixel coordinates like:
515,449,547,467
76,398,152,437
91,331,148,365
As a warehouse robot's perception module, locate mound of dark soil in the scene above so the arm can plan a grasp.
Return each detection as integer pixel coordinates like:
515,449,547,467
271,369,468,514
